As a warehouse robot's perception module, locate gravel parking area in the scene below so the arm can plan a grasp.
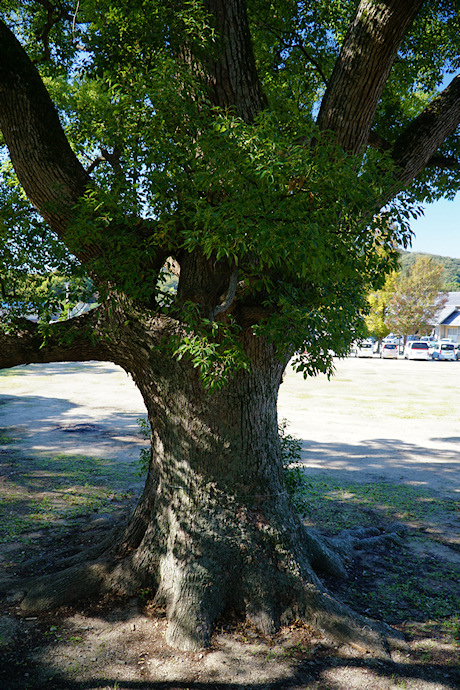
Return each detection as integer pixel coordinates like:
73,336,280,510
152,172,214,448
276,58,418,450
278,355,460,498
1,356,459,498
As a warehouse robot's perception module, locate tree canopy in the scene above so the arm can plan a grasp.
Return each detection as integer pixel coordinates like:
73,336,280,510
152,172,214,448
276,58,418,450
1,1,458,378
0,0,460,654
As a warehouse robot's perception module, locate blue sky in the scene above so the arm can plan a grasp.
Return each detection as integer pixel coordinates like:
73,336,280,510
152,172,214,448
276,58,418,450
407,193,460,259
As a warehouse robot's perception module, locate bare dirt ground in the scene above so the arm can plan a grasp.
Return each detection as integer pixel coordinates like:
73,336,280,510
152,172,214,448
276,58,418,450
0,357,459,689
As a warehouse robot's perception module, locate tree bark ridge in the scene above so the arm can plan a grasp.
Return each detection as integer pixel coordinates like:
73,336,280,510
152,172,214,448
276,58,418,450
203,0,267,122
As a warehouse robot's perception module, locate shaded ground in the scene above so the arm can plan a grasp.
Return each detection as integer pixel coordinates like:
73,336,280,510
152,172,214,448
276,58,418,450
0,358,459,689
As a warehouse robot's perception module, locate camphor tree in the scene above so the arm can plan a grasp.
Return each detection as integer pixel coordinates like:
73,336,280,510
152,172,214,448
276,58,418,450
0,0,459,653
386,254,449,342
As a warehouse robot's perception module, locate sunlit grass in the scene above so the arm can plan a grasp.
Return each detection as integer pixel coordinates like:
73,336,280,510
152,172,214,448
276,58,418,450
293,475,458,531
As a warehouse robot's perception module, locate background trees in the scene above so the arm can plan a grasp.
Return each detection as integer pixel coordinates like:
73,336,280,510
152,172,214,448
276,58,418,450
0,0,459,652
365,272,398,348
365,252,453,345
385,256,448,342
400,251,460,290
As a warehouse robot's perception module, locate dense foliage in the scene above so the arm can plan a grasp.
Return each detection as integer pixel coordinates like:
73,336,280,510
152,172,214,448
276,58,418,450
1,1,458,381
365,271,399,344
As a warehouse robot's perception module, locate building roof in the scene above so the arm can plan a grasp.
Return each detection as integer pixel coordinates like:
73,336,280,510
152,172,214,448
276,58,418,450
441,309,460,326
433,293,460,327
445,292,460,307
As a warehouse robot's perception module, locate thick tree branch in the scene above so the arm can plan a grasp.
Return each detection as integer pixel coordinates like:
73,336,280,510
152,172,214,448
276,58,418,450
0,21,91,244
391,75,460,186
0,308,112,370
202,0,267,123
425,155,460,170
368,134,460,171
317,0,425,154
368,130,392,153
368,126,459,174
0,21,168,299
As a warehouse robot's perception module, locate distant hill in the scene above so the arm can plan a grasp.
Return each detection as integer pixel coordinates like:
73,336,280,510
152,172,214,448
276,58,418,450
399,251,460,290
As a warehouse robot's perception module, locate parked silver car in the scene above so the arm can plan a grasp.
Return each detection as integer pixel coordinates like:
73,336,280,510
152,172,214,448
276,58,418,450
431,342,456,361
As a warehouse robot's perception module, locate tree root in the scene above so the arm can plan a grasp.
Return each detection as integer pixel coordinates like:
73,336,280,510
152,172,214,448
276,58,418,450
19,561,113,612
6,514,407,657
18,551,148,613
330,525,406,554
301,526,349,578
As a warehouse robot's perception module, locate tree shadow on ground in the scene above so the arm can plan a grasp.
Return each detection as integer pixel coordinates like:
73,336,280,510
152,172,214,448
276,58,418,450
298,436,460,497
0,392,146,579
1,653,459,689
0,361,120,378
1,472,458,690
1,405,459,689
0,391,147,462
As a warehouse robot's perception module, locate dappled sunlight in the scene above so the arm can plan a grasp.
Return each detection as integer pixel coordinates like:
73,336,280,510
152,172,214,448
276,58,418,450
292,471,459,543
0,451,140,545
0,362,458,689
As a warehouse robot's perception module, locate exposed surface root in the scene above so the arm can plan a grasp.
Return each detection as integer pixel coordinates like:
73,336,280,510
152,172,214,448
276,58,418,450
19,552,146,614
20,561,114,613
331,525,405,554
9,514,406,657
302,526,349,578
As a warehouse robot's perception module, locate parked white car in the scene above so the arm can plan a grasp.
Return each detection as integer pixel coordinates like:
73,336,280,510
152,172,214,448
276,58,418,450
352,341,374,357
380,342,398,359
404,341,430,360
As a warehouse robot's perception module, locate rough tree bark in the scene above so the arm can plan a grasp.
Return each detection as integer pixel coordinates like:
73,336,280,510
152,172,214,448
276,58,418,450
0,0,459,654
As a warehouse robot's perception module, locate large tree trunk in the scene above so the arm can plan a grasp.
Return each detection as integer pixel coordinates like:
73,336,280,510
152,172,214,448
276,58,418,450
0,0,416,653
15,315,393,655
